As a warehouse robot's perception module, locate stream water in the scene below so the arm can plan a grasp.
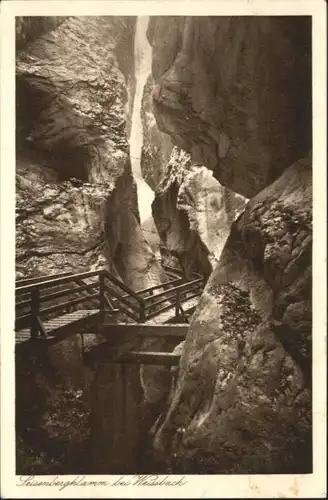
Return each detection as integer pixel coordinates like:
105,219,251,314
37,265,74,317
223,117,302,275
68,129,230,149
129,16,154,224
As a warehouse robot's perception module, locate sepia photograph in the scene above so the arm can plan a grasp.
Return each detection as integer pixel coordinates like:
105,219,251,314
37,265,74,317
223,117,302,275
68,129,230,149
0,1,327,498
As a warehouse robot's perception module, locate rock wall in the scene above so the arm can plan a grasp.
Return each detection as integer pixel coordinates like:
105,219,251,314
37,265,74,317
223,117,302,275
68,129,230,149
147,16,312,473
141,75,173,191
141,71,247,279
15,16,167,475
154,156,312,473
16,15,165,287
152,147,247,278
149,16,311,198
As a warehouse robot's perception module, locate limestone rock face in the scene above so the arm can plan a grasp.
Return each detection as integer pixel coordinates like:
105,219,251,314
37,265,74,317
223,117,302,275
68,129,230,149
15,16,167,475
141,75,173,190
17,16,135,186
16,17,68,49
148,16,311,198
142,216,161,259
152,147,247,278
16,16,164,289
140,71,247,279
153,155,312,473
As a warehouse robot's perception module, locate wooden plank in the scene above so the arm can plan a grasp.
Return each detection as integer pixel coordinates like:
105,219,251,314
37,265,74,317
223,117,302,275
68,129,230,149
123,351,180,366
99,323,188,339
38,310,101,345
15,310,100,346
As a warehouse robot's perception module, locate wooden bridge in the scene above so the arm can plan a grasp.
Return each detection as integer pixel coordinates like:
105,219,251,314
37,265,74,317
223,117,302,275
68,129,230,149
15,266,205,366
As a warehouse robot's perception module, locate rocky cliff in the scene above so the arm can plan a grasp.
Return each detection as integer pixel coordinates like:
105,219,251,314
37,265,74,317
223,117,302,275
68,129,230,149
141,74,247,279
149,16,311,199
15,16,167,475
16,15,164,288
141,74,173,191
152,147,247,278
147,16,312,473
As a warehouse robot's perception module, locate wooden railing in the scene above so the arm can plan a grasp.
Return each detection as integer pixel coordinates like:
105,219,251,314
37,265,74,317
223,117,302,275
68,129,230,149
15,269,101,337
15,269,205,338
143,277,204,320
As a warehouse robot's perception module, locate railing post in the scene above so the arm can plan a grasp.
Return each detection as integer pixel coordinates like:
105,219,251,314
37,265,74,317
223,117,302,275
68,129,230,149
30,287,40,339
175,290,180,318
99,271,105,321
139,301,146,323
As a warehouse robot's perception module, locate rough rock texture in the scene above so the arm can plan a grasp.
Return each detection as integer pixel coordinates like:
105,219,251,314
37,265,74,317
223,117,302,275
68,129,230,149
15,16,168,475
154,155,312,473
146,16,313,473
16,16,164,289
142,215,161,259
148,16,312,198
141,75,173,190
152,147,247,278
141,74,247,279
16,17,69,49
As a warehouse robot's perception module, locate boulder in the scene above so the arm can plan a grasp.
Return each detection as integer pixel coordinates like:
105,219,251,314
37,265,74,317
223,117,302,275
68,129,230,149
153,155,312,473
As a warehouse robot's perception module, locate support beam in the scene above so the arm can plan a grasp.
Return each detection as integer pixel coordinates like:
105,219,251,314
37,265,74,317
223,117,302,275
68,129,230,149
83,345,181,366
98,323,188,339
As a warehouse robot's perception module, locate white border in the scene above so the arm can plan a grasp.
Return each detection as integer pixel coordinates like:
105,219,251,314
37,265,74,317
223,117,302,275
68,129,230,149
1,1,327,498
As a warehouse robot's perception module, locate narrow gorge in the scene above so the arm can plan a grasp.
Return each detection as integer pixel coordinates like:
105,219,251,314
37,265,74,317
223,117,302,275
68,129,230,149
15,15,312,475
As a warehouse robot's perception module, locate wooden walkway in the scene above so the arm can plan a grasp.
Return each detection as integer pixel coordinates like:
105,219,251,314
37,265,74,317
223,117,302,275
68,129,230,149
15,268,205,364
15,310,100,346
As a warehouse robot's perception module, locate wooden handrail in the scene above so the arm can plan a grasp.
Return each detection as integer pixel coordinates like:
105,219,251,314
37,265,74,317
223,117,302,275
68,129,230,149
162,264,202,279
132,277,184,296
143,278,203,303
39,293,99,316
15,267,204,334
111,303,139,322
145,294,176,311
144,285,202,313
40,282,97,304
15,282,97,309
103,272,145,304
16,269,102,294
104,284,140,314
118,277,185,303
145,301,182,320
16,270,76,287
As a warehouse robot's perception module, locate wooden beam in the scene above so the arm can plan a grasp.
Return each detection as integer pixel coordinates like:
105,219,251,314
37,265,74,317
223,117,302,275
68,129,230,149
84,346,181,366
117,351,180,366
99,323,188,339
